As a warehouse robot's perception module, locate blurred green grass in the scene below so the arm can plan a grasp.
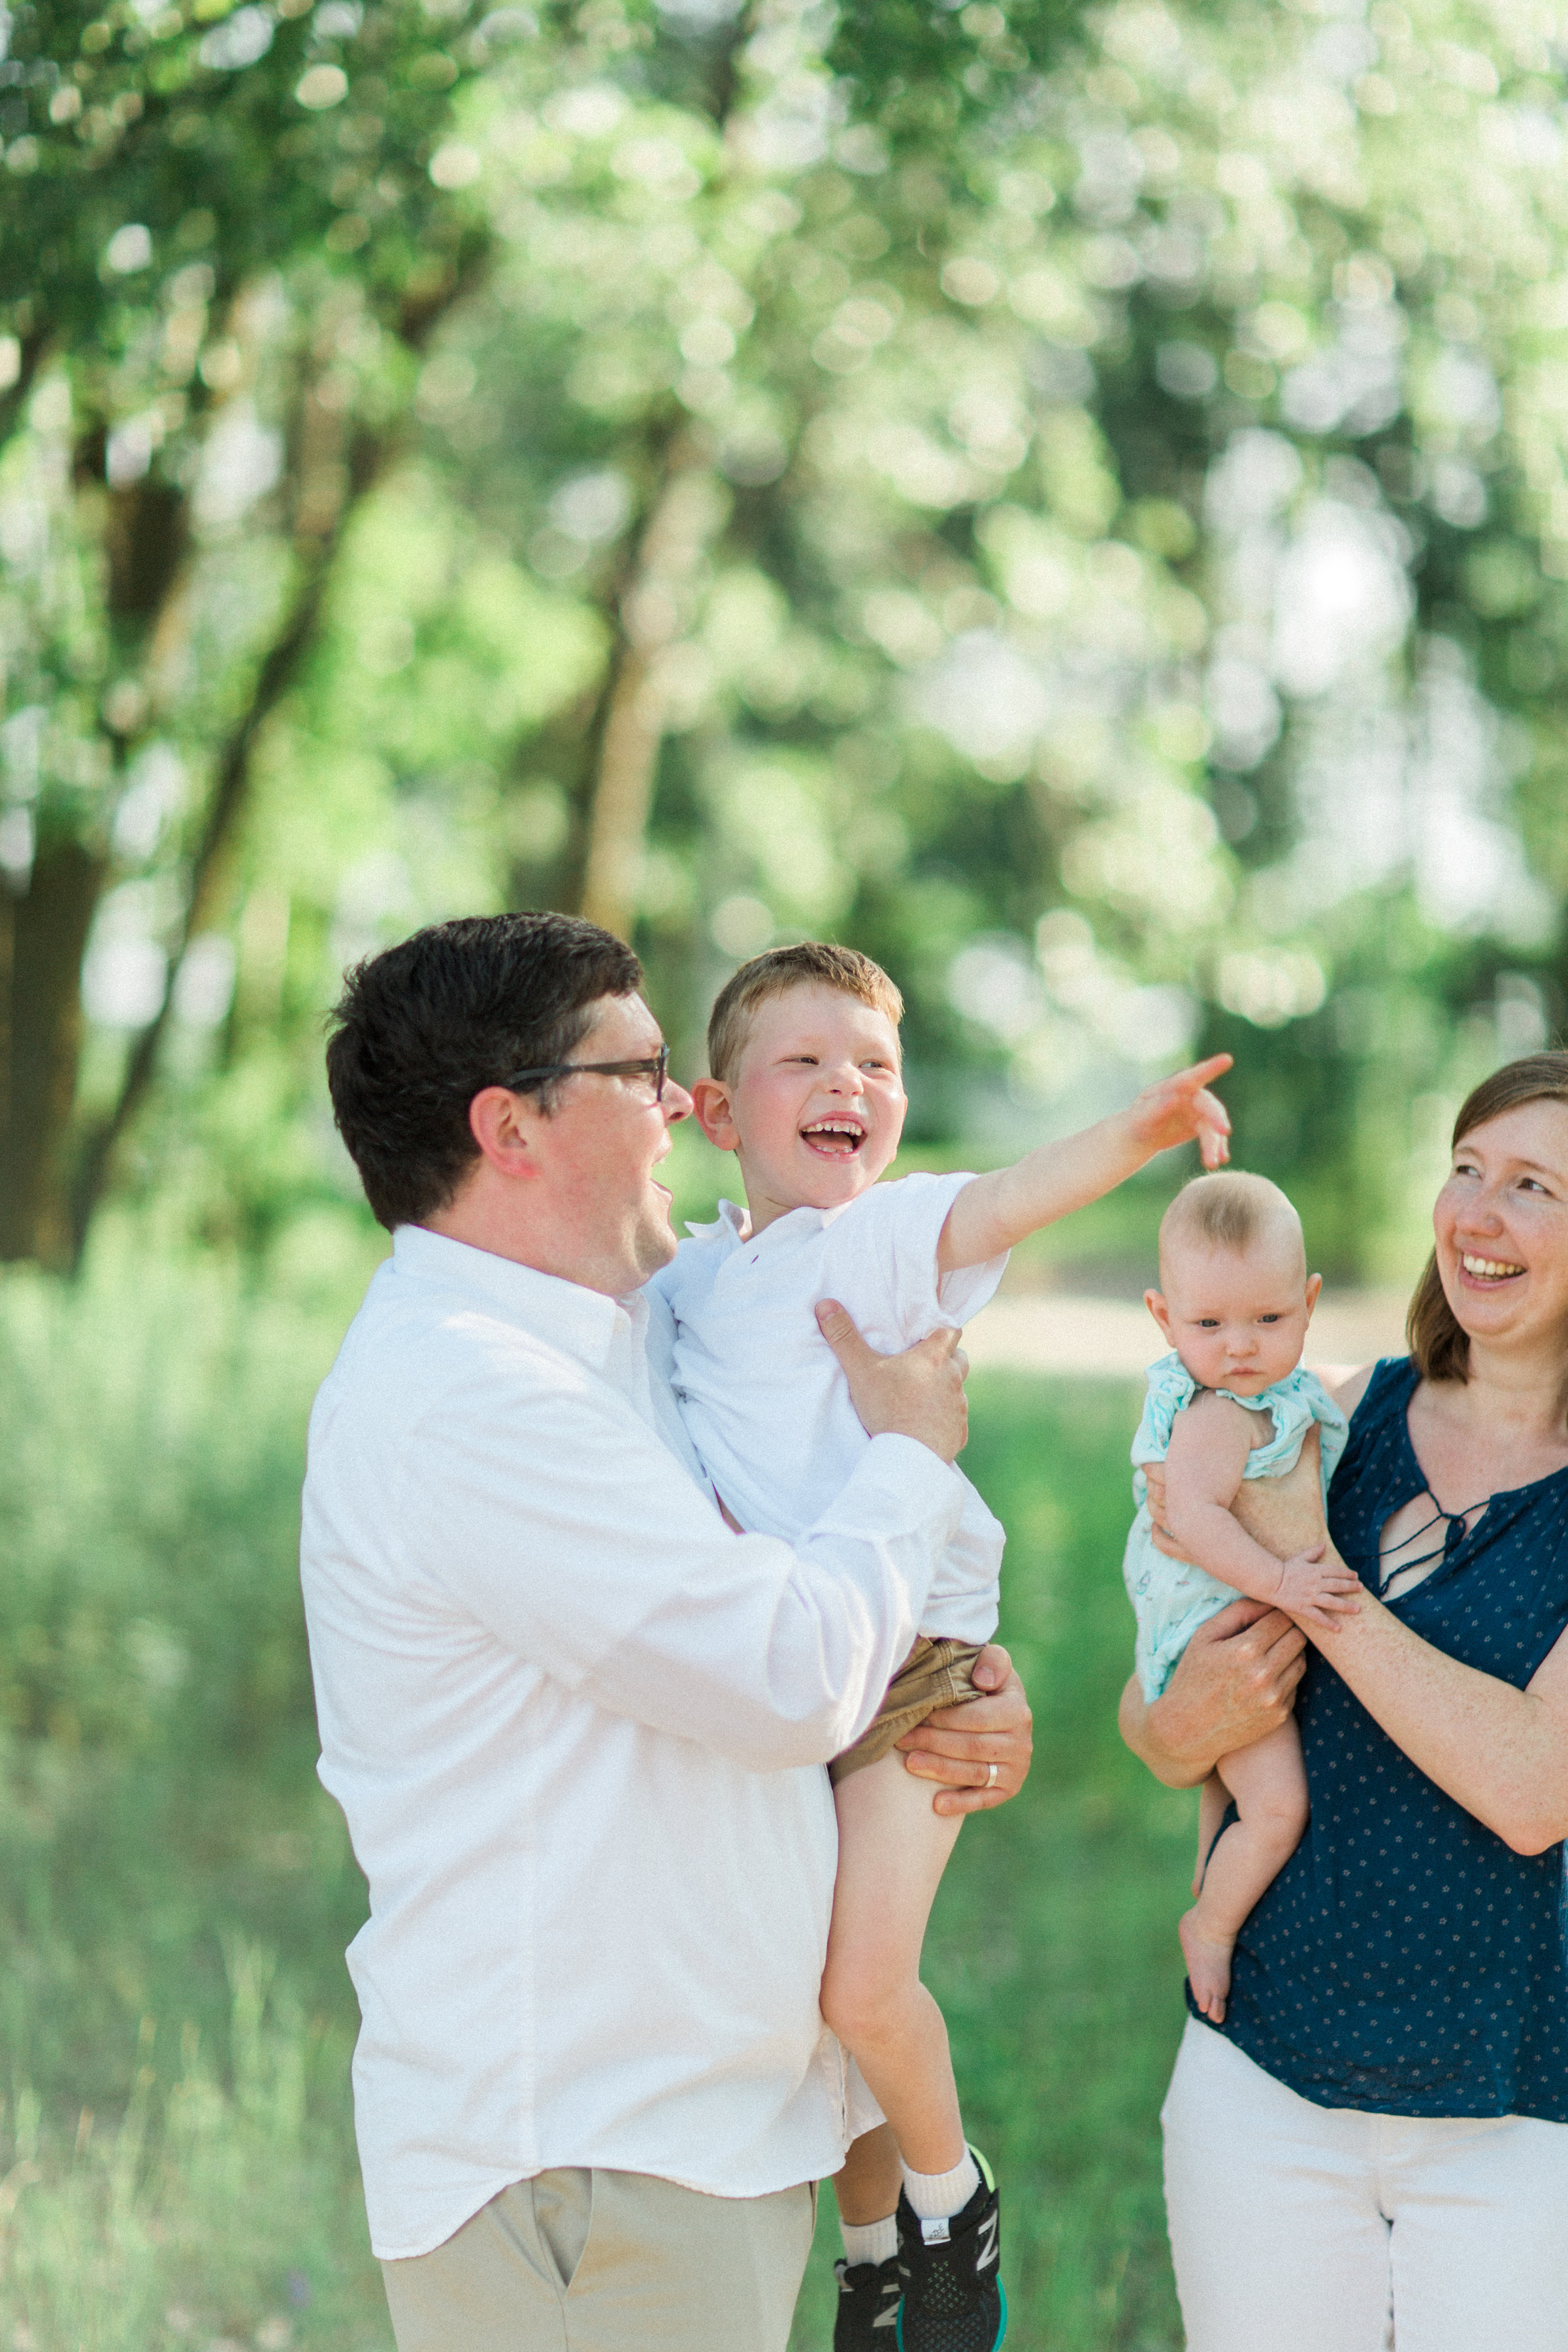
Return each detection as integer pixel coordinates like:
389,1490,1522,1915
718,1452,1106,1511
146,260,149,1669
0,1241,1194,2350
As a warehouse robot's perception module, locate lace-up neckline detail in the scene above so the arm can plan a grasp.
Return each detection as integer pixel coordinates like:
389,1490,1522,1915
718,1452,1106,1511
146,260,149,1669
1212,1353,1568,2126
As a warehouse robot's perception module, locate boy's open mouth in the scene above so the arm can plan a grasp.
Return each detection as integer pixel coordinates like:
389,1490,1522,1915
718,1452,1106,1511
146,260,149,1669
800,1118,866,1158
1461,1252,1524,1284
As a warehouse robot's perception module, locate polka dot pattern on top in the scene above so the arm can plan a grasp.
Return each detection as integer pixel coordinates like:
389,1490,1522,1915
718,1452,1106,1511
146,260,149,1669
1209,1355,1568,2121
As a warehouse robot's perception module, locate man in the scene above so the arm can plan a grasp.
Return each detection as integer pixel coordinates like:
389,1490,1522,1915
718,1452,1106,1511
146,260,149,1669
301,911,1034,2352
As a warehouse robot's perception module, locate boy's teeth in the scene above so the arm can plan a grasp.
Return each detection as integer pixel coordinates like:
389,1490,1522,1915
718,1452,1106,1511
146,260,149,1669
1462,1253,1524,1278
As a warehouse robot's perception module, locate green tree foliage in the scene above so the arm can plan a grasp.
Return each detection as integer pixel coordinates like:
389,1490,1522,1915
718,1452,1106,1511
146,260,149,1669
0,0,492,1262
5,0,1568,1273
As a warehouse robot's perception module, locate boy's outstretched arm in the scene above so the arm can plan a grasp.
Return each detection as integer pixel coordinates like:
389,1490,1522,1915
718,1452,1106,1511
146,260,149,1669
936,1054,1233,1273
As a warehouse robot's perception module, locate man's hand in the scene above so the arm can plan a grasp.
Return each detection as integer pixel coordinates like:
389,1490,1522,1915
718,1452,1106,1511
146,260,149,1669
1119,1599,1307,1787
896,1643,1032,1815
815,1299,968,1463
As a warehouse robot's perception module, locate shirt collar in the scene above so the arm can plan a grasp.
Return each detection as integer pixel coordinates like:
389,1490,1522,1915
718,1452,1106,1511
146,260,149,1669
391,1224,645,1377
687,1197,838,1250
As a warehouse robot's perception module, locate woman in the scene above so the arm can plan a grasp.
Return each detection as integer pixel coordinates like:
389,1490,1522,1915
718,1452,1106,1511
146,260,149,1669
1122,1054,1568,2352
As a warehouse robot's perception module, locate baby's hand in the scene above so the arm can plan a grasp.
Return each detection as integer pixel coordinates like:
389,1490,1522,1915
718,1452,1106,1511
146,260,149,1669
1272,1544,1362,1633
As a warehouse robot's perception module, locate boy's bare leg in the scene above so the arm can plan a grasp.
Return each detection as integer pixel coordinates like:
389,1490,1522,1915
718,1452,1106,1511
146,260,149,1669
1179,1719,1307,2025
834,2125,902,2225
821,1751,966,2175
1193,1771,1228,1898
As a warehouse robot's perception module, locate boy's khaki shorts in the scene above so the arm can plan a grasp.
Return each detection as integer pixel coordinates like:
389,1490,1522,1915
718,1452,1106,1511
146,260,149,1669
828,1637,984,1787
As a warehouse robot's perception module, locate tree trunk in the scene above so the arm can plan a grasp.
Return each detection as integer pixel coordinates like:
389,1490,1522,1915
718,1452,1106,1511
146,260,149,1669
0,840,105,1266
568,15,750,945
576,459,726,941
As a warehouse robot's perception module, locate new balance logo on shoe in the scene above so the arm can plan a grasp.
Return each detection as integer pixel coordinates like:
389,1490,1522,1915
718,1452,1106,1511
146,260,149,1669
975,2210,999,2274
834,2254,904,2352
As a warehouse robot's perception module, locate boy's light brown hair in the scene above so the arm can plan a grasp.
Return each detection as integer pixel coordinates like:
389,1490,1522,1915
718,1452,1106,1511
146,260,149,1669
706,943,904,1085
1160,1171,1304,1267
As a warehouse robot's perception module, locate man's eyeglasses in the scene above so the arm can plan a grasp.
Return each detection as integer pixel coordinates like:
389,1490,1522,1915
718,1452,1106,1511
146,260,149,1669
504,1042,670,1103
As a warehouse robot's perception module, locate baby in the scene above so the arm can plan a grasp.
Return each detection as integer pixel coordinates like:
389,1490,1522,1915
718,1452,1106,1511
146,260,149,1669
1124,1170,1357,2025
653,940,1231,2352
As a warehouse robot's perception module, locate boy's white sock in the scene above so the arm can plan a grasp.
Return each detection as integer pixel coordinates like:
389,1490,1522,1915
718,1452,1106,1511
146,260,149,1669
901,2149,980,2223
840,2213,899,2267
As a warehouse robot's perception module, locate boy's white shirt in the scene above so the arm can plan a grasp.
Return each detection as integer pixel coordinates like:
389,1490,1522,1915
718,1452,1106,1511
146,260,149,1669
654,1169,1007,1646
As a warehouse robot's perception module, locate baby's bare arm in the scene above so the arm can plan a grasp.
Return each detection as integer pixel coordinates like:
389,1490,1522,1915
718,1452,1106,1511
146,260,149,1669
1163,1401,1360,1633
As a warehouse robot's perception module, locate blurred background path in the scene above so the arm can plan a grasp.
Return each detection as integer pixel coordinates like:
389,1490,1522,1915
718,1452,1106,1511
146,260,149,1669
968,1286,1412,1381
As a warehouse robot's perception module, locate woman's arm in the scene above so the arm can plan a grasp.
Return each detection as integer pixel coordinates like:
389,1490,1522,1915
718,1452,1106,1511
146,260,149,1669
1215,1446,1568,1855
1305,1596,1568,1855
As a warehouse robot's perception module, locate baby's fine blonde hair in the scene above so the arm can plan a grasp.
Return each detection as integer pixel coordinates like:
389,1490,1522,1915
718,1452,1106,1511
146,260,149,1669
1159,1170,1305,1273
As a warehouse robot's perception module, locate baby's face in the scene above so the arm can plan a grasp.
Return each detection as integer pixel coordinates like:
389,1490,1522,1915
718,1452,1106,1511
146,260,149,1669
693,983,907,1222
1146,1241,1321,1396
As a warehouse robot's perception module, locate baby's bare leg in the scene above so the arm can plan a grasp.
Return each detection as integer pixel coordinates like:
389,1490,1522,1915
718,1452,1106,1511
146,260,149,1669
1193,1772,1228,1899
821,1750,966,2176
1180,1718,1307,2025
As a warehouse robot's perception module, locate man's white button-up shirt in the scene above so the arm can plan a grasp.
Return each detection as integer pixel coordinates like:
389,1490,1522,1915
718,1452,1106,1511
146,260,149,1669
299,1224,967,2260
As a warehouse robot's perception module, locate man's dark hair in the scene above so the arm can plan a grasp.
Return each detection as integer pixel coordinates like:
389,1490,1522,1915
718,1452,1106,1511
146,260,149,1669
326,912,642,1230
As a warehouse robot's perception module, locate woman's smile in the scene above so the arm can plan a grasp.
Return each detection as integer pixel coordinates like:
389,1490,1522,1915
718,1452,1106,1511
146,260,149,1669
1460,1250,1526,1283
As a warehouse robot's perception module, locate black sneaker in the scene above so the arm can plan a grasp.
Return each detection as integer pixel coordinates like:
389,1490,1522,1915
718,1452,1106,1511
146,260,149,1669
894,2147,1005,2352
833,2252,903,2348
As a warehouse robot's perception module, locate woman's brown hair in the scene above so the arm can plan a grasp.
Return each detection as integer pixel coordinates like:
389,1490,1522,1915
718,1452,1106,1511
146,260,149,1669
1407,1051,1568,1381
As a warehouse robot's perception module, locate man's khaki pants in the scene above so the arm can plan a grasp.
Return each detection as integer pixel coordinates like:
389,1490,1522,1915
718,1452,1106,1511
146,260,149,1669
381,2168,817,2352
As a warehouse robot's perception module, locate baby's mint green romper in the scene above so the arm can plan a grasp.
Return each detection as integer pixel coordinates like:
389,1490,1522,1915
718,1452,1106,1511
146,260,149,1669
1123,1352,1350,1703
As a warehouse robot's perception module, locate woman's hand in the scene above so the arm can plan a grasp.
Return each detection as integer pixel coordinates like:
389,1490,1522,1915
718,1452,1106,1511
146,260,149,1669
1120,1600,1308,1787
897,1642,1033,1814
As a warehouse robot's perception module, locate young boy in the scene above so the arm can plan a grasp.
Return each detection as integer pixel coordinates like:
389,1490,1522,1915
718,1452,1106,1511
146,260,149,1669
653,943,1231,2352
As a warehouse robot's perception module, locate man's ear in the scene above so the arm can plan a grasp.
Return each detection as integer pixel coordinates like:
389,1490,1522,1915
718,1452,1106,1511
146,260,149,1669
1145,1288,1175,1345
467,1086,544,1179
1304,1271,1323,1319
690,1077,739,1151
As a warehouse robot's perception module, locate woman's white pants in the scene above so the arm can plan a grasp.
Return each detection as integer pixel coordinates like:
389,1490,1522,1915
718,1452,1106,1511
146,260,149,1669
1161,2018,1568,2352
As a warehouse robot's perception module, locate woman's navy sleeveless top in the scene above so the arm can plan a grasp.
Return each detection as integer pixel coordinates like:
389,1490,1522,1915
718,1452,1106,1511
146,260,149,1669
1215,1356,1568,2119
